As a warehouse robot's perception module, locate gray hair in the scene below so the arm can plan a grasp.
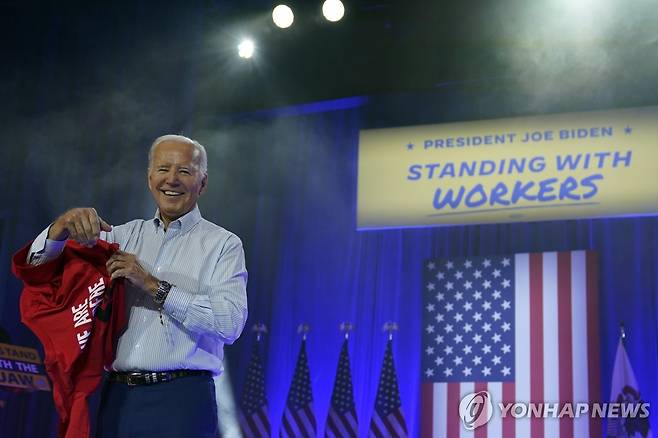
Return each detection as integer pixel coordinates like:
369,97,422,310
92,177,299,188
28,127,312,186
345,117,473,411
148,134,208,175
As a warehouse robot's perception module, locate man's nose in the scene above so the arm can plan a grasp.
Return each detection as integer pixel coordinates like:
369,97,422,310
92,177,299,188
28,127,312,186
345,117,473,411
165,170,180,184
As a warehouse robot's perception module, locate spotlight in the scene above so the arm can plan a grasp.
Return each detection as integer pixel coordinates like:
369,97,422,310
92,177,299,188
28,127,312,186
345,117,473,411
237,39,255,59
322,0,345,22
272,4,294,28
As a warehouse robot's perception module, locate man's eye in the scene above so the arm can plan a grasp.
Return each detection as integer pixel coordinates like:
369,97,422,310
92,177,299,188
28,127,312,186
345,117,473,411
180,170,191,175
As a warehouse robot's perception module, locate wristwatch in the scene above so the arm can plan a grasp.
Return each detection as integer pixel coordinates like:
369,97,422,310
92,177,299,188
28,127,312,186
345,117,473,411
154,280,172,306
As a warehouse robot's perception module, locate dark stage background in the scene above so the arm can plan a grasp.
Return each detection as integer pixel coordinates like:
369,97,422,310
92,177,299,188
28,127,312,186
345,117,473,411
1,0,658,436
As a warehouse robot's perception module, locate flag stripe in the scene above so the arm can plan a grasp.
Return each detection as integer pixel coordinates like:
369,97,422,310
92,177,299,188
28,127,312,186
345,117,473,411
447,383,460,438
487,382,502,437
515,254,531,438
571,251,590,438
422,383,435,438
301,405,317,436
586,252,602,438
391,410,408,436
543,253,559,438
369,416,385,438
459,382,474,438
502,382,515,438
558,251,574,438
433,383,447,438
529,253,545,438
371,414,387,438
475,382,488,438
282,410,299,438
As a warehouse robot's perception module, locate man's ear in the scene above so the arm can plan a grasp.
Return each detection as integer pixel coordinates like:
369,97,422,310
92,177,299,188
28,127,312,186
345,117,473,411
199,174,208,195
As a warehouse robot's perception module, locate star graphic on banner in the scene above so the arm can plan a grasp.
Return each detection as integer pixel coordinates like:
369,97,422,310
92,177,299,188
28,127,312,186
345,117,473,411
624,126,632,135
407,142,415,150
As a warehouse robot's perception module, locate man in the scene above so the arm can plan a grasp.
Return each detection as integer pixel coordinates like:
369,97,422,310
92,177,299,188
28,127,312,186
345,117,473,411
27,135,248,437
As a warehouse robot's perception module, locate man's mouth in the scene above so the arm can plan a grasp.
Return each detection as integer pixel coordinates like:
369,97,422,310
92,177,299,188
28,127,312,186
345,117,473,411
161,190,184,197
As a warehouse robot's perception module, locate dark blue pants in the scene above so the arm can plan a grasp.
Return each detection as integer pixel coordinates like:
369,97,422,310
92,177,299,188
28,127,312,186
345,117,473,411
95,374,219,438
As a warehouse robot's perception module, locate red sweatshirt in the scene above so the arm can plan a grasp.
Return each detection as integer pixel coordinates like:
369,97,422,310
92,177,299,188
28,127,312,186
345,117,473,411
12,240,127,438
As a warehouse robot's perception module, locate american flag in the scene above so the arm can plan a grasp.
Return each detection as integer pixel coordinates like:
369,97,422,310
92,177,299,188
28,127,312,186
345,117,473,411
421,251,602,438
240,336,271,438
281,338,317,438
325,338,358,438
369,338,408,438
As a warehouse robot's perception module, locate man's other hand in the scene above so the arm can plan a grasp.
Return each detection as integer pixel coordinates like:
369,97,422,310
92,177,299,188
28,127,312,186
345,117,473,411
106,250,159,296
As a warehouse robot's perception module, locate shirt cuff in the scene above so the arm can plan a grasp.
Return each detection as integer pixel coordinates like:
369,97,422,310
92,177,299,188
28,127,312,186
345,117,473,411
162,286,194,323
28,225,66,265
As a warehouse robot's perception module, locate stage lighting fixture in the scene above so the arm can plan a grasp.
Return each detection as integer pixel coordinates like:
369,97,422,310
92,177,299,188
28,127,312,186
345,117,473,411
322,0,345,22
238,39,255,59
272,4,294,28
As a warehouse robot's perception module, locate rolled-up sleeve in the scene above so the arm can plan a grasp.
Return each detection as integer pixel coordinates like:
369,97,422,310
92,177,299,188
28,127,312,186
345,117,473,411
163,234,248,344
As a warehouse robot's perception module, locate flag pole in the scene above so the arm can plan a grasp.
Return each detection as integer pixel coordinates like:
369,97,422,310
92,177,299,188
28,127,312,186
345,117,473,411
340,321,354,340
619,321,626,346
383,321,399,341
297,323,310,341
252,322,268,342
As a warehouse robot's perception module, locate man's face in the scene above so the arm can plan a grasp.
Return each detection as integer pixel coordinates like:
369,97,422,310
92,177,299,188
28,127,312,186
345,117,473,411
148,140,207,227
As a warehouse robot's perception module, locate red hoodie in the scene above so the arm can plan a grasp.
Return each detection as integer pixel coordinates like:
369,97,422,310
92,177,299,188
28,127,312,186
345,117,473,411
12,240,126,438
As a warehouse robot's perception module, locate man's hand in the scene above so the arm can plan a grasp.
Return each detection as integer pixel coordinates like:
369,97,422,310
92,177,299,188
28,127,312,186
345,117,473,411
49,208,112,246
106,250,159,296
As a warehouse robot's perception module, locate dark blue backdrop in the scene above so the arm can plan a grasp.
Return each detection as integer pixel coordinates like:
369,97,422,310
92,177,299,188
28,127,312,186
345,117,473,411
1,86,657,436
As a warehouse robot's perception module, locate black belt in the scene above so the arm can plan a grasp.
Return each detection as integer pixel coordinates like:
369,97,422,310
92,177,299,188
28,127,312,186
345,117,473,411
108,370,211,386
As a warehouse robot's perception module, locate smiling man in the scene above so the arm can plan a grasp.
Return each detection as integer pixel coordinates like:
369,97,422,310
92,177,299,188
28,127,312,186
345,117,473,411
26,135,248,438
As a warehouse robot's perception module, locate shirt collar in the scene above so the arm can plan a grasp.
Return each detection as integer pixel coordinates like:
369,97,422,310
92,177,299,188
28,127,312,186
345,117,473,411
152,205,202,234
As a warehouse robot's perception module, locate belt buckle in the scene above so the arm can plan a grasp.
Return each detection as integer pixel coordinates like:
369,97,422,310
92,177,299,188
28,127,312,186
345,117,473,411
126,373,142,386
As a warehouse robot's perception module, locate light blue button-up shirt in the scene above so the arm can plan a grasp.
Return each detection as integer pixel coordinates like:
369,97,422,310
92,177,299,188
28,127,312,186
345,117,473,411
29,205,248,374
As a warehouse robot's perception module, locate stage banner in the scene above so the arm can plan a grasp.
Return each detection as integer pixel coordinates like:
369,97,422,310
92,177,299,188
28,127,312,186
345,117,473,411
0,342,51,391
357,105,658,229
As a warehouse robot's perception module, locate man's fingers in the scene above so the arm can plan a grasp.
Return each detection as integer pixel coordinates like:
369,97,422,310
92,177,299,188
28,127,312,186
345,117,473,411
99,218,112,232
110,268,128,281
81,213,97,242
69,220,87,243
